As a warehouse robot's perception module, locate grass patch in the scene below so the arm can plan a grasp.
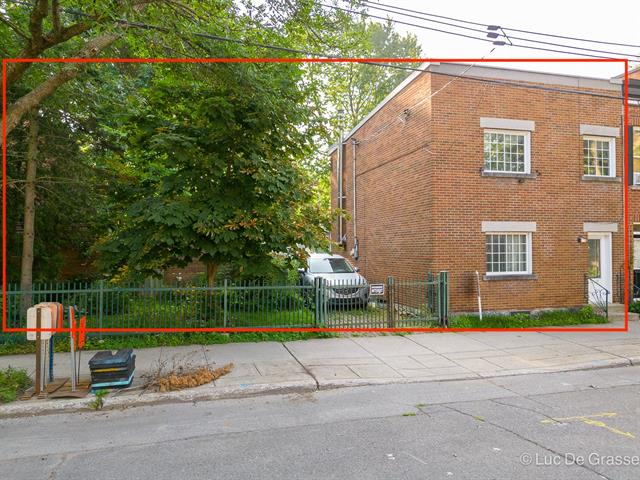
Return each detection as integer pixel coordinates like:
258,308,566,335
449,306,607,329
0,330,337,356
0,367,31,403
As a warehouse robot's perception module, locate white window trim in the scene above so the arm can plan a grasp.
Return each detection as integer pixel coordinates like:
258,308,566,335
483,129,531,174
480,117,535,131
485,232,533,276
579,124,620,138
583,222,618,233
582,135,616,178
482,221,536,233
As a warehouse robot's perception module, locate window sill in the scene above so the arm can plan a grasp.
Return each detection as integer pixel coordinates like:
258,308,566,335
581,175,621,183
481,170,536,179
630,185,640,190
483,274,538,281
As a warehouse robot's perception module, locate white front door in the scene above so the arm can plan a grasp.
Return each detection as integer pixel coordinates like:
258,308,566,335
587,232,612,304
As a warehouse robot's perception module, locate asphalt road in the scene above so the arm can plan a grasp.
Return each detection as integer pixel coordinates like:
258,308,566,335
2,366,640,480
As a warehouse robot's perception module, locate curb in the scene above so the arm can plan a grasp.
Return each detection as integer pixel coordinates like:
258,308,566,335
1,357,636,419
0,379,317,419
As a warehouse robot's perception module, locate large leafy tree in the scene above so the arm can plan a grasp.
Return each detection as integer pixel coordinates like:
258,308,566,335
2,0,422,285
95,63,331,284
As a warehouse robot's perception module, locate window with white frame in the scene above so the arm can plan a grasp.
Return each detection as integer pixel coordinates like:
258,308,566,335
583,136,615,177
486,233,532,275
483,130,530,173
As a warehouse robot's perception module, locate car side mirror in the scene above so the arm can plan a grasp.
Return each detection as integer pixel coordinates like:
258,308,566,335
354,267,360,272
297,268,306,274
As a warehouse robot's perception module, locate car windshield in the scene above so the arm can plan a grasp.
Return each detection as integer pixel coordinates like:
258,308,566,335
308,257,354,274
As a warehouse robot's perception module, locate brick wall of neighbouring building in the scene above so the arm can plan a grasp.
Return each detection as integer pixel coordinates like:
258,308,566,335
163,260,206,284
332,63,628,313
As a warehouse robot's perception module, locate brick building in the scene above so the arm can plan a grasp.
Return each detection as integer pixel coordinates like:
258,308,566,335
330,62,639,313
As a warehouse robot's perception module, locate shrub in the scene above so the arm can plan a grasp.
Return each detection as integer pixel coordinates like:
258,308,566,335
629,301,640,313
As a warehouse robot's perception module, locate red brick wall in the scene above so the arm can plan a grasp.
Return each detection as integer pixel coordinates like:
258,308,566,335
332,73,436,282
333,69,626,312
163,260,206,284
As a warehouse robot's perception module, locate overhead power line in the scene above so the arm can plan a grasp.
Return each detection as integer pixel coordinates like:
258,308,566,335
359,0,640,49
357,0,640,60
323,2,640,60
3,0,628,102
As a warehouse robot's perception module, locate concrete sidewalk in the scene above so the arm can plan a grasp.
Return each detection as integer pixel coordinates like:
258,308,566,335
2,320,639,416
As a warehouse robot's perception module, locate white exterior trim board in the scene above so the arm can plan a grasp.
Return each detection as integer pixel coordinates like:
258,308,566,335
583,222,618,233
580,124,620,138
481,117,535,131
482,221,537,233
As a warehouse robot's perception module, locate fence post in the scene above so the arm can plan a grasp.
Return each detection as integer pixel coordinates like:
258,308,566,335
427,272,434,318
223,278,228,327
438,271,449,327
98,279,105,340
313,277,320,326
387,276,395,328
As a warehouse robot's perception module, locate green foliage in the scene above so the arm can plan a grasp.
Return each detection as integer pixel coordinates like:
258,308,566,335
629,301,640,313
3,0,423,284
89,389,108,410
94,63,333,280
0,367,32,403
319,19,422,131
449,308,607,329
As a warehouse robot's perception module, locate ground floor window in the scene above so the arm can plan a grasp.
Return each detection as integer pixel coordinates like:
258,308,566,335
485,233,532,275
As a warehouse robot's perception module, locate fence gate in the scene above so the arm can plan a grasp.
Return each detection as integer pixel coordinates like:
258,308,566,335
314,271,449,329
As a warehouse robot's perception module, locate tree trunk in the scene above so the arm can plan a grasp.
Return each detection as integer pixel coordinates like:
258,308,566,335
205,262,219,287
19,110,38,314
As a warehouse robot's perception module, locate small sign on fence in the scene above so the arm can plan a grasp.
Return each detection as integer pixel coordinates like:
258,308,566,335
369,284,385,296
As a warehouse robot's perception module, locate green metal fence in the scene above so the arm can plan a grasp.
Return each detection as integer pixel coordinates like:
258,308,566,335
3,272,449,339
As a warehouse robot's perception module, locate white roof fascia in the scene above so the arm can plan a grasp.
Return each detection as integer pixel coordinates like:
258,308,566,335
432,62,619,92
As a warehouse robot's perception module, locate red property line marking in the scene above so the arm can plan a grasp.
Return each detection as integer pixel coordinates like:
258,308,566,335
624,59,630,330
1,57,629,333
4,326,629,333
6,57,627,64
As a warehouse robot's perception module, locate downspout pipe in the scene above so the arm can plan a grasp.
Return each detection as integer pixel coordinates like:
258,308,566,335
337,131,343,245
352,138,359,260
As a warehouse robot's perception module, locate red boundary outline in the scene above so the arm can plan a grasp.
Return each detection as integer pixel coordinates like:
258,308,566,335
2,57,629,333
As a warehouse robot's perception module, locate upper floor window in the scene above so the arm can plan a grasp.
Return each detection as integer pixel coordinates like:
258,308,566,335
583,136,615,177
483,130,530,174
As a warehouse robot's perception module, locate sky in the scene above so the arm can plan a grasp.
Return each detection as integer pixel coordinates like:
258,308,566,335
362,0,639,79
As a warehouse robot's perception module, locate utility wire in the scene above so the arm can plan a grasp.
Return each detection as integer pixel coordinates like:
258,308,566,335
357,0,640,60
3,0,628,102
360,0,640,49
358,49,496,143
323,2,638,60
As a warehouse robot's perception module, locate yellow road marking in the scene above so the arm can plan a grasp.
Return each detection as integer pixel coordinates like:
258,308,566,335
541,412,636,439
